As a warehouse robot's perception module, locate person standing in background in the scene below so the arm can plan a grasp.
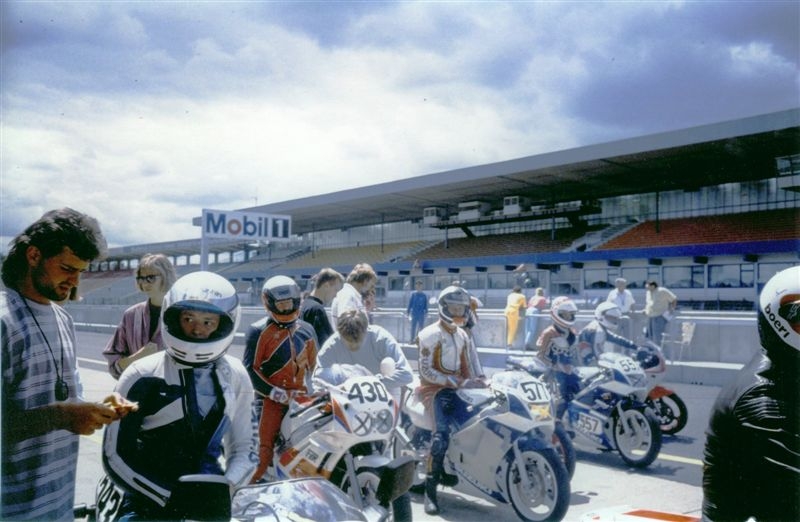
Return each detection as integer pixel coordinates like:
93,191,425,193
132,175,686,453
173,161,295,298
103,253,177,379
606,277,635,338
607,277,635,314
645,281,677,343
406,280,429,343
330,263,377,323
524,287,548,351
504,285,527,350
299,267,344,347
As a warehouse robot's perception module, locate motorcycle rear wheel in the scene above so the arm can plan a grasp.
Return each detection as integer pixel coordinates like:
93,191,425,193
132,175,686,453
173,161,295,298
391,423,428,493
506,447,570,522
648,393,688,435
613,406,662,468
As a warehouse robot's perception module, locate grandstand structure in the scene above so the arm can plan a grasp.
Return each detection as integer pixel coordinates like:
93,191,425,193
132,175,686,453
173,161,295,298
81,109,799,310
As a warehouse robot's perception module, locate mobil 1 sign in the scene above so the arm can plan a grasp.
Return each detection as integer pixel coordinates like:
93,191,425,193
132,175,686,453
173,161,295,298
202,209,291,241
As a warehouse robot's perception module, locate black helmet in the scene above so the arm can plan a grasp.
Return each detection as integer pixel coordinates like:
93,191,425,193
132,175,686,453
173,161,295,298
262,275,301,326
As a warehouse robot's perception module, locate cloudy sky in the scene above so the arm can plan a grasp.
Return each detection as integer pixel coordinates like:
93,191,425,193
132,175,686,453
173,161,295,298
1,1,798,251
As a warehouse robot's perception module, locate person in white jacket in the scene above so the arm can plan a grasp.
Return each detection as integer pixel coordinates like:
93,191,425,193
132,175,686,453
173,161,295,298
103,272,256,520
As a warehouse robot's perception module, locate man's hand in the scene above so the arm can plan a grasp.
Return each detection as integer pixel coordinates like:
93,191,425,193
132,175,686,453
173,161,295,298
103,392,139,417
55,397,137,436
463,377,488,389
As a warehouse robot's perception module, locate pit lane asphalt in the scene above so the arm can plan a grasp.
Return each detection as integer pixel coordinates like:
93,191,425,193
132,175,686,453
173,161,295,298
74,331,710,521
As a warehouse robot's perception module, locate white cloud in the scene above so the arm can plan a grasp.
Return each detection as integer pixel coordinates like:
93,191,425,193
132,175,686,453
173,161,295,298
1,1,797,250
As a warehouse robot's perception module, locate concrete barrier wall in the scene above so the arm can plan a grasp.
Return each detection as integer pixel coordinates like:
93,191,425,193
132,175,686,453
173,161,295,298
67,303,758,366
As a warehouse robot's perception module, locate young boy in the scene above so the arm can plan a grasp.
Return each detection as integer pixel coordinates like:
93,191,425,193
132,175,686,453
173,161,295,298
103,272,256,520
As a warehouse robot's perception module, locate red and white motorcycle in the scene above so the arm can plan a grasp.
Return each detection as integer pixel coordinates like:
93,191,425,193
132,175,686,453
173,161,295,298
274,364,415,521
636,341,689,436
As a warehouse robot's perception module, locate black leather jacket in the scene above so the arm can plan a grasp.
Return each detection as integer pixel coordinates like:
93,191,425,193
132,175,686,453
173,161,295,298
702,346,799,522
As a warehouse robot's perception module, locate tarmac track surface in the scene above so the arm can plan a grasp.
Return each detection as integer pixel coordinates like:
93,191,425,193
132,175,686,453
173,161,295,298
74,331,710,521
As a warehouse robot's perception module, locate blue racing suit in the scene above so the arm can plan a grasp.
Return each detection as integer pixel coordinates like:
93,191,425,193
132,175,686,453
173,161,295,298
577,319,638,366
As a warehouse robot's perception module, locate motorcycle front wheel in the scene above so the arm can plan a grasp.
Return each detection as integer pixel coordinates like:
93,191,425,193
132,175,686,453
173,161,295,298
551,422,576,480
613,406,662,468
506,447,570,522
341,468,412,522
648,393,688,435
391,423,428,494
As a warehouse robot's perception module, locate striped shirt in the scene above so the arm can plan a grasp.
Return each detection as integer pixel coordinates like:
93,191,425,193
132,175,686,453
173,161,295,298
1,289,82,521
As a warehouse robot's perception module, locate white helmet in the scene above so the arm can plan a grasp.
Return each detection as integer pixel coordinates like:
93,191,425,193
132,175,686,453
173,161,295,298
550,296,577,329
758,266,800,353
262,275,301,326
437,285,471,327
595,302,622,330
162,271,240,366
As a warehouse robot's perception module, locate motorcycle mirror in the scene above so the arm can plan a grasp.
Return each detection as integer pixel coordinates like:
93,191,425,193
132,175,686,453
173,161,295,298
170,474,231,521
380,357,394,377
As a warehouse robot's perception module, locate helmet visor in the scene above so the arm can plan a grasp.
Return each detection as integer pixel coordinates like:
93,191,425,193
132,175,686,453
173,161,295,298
558,310,575,323
779,297,800,334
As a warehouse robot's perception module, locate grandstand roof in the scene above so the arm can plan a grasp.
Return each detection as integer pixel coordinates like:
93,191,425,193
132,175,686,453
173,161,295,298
243,109,799,236
110,109,799,260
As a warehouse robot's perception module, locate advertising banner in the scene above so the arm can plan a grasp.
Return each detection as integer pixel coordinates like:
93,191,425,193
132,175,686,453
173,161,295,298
202,209,291,241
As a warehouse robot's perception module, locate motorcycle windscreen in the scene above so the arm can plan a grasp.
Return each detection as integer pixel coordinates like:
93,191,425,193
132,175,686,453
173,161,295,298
231,478,368,521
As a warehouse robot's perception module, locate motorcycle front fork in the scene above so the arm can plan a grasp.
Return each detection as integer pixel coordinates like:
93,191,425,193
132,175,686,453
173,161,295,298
511,443,535,491
344,453,365,509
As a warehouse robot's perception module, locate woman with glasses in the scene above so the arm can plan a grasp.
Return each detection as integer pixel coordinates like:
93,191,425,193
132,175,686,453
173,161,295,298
103,253,177,378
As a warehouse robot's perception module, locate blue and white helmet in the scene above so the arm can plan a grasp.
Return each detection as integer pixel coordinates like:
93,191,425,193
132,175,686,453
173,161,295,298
595,302,621,330
162,271,240,365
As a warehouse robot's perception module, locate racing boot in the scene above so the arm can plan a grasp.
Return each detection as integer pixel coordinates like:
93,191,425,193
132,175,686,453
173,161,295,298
423,474,440,515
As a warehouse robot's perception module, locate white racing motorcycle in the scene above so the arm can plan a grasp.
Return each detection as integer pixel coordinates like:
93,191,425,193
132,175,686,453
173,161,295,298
274,365,415,521
491,369,577,479
508,352,662,468
393,378,571,522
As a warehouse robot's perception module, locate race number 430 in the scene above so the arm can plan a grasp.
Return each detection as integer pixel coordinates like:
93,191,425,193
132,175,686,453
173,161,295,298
348,380,390,404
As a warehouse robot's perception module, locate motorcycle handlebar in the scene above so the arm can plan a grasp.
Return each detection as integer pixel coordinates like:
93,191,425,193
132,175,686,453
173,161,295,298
288,393,330,418
466,392,505,413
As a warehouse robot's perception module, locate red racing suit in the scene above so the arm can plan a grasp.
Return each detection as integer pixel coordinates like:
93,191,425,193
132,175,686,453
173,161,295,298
243,316,317,482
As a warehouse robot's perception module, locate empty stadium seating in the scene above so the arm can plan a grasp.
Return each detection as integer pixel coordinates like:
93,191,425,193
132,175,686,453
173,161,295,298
596,209,799,250
407,229,587,261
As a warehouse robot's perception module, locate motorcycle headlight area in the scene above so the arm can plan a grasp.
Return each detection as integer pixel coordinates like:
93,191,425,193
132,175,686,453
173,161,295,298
529,402,553,421
334,405,396,435
627,373,648,389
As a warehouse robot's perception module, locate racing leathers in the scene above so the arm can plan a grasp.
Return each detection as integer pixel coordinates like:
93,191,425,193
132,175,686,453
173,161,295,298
702,344,799,521
577,319,638,366
243,316,318,482
416,318,486,513
537,323,580,418
102,353,256,518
